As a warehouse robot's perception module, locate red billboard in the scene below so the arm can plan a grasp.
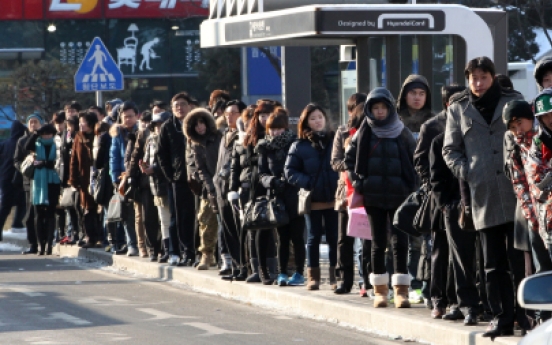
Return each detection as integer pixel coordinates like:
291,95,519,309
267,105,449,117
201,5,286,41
0,0,208,20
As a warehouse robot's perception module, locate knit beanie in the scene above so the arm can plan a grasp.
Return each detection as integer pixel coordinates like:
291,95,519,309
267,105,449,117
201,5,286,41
502,100,534,126
26,112,44,125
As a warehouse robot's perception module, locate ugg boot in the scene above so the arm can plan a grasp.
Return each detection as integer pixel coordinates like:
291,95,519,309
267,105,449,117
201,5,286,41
306,267,320,291
370,273,390,308
197,252,212,270
246,258,261,283
329,266,337,290
392,273,411,308
158,238,170,263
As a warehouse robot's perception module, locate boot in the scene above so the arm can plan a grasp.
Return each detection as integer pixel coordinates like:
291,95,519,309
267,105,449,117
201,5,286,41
392,273,411,308
219,254,233,275
267,257,278,280
370,273,389,307
306,267,320,291
234,266,248,281
46,242,53,256
335,267,354,294
259,266,274,285
38,241,46,256
246,258,261,283
196,252,212,270
222,268,240,281
22,244,38,255
329,266,337,290
158,238,170,263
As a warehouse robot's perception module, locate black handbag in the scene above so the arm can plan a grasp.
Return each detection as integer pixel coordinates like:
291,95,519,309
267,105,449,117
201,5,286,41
393,190,424,237
106,192,125,223
413,187,432,233
243,189,289,231
93,168,113,205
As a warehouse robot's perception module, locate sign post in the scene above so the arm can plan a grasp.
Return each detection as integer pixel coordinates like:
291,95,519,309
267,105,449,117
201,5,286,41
74,37,124,106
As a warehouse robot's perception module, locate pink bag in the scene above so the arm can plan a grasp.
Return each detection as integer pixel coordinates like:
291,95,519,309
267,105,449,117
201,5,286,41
348,190,364,209
347,208,372,240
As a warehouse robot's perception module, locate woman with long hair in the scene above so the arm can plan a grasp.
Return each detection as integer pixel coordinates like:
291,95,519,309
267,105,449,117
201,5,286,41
285,104,339,290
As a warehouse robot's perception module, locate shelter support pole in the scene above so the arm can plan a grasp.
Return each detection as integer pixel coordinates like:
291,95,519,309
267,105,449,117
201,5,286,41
281,46,311,125
356,37,370,94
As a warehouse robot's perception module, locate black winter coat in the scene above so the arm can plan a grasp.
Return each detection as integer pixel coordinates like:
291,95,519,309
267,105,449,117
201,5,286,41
213,129,238,206
93,132,111,171
230,140,261,193
157,115,187,183
285,132,338,203
14,133,32,191
414,111,446,184
257,131,299,219
345,124,417,210
0,121,26,189
58,130,76,187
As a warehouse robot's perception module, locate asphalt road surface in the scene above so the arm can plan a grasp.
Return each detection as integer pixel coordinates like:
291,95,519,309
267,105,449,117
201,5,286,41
0,252,402,345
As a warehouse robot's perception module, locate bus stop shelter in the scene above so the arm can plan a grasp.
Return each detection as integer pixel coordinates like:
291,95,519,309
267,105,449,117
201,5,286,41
200,2,507,121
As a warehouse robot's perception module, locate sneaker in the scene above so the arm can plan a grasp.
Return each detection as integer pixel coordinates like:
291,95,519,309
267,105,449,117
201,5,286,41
277,274,289,286
127,247,139,257
59,236,70,244
359,288,368,297
287,272,305,286
168,255,180,266
409,289,423,304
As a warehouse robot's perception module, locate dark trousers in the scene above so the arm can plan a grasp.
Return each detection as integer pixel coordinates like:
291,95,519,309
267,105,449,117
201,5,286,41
430,229,457,308
34,184,60,250
218,201,240,267
444,206,480,310
76,203,101,244
24,191,37,247
337,210,355,273
307,208,338,267
409,234,423,289
361,239,373,288
0,186,26,236
276,216,306,275
140,188,161,255
365,206,408,274
479,222,517,326
55,208,66,239
168,181,195,257
528,229,552,273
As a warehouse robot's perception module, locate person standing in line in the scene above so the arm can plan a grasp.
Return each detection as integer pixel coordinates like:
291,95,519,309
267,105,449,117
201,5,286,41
345,88,417,308
442,57,523,339
0,120,27,238
70,111,101,248
213,100,247,279
109,101,140,257
14,112,43,254
25,124,61,255
157,92,197,266
184,109,221,270
258,108,305,286
414,85,465,316
285,104,339,291
331,93,367,295
397,74,435,303
534,56,552,91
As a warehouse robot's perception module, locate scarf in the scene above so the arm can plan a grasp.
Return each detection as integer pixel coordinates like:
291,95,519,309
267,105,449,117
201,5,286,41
32,137,60,206
365,108,404,139
305,129,331,150
470,80,501,125
264,130,295,151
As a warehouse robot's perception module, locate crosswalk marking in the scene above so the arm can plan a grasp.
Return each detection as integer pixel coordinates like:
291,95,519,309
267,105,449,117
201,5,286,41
82,73,115,84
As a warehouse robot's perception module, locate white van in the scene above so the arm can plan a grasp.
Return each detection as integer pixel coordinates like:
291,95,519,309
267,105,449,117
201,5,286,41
508,62,540,101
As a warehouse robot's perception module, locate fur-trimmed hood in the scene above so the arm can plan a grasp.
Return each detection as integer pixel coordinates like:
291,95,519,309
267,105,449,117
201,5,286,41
183,108,218,145
109,123,122,138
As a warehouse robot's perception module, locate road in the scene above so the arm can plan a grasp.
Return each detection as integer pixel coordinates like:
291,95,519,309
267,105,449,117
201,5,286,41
0,252,401,345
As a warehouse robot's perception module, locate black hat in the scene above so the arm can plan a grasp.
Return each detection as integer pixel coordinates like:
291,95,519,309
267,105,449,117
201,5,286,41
534,56,552,88
502,100,534,126
37,123,57,136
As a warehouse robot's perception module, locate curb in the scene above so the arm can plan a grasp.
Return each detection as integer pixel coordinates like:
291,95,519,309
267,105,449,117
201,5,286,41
3,232,520,345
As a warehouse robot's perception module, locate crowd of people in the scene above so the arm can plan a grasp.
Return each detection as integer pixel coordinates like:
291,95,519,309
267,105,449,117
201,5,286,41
3,55,552,340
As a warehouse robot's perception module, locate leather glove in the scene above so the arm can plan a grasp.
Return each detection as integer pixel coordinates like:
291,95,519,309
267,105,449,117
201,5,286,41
272,178,285,191
208,193,219,214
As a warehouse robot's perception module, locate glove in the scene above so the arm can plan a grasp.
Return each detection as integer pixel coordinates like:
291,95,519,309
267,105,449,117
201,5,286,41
208,193,219,214
272,178,285,191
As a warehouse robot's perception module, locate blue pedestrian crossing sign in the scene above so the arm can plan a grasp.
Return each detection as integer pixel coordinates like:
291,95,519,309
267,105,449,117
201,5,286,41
74,37,124,92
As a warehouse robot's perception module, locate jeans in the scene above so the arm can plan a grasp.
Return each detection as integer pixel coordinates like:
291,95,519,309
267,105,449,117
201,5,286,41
365,206,408,274
122,201,137,249
306,208,338,268
276,216,306,275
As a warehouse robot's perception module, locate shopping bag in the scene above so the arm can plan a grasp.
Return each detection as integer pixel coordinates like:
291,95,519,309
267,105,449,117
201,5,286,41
106,192,125,223
347,207,372,240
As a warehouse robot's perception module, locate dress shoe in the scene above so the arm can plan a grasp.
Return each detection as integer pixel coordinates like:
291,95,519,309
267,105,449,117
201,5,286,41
22,246,38,255
334,283,352,294
219,268,232,276
464,312,478,326
482,322,514,341
222,270,240,281
233,268,248,282
431,307,446,319
442,308,464,321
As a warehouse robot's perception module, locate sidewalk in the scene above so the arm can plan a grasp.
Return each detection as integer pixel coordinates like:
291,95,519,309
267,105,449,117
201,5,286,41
2,231,521,345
